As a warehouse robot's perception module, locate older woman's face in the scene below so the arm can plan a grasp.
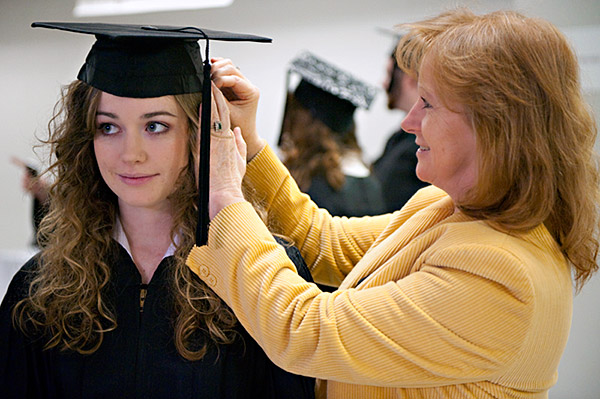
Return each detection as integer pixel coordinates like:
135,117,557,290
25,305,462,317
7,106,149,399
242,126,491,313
401,58,478,201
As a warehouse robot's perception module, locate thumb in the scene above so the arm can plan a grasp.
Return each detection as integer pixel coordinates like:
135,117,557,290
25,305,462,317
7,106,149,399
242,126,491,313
233,127,247,162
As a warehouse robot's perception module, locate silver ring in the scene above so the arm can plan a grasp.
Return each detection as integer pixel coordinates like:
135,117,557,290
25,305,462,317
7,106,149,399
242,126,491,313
212,121,223,132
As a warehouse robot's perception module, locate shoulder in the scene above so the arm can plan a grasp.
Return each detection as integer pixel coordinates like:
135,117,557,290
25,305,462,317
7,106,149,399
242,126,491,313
427,221,529,273
397,185,449,216
1,254,41,305
379,186,450,227
410,185,447,202
432,217,562,263
425,218,568,299
0,254,41,332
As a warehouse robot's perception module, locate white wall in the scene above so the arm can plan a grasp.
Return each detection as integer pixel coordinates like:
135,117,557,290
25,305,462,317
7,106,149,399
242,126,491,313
1,0,599,397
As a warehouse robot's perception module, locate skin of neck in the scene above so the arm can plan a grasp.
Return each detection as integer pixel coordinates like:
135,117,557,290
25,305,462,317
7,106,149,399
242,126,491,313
118,201,175,283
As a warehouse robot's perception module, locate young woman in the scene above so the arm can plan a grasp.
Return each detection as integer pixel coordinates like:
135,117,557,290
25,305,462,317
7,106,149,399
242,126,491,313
0,23,315,399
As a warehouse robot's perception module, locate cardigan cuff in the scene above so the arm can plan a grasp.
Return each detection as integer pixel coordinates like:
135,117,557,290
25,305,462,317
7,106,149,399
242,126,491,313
186,200,277,296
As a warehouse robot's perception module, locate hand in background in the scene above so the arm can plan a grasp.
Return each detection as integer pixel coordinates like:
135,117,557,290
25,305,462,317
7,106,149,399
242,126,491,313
10,157,49,203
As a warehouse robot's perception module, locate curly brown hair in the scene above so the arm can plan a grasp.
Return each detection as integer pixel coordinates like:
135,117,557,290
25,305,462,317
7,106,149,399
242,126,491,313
14,80,238,360
279,93,361,191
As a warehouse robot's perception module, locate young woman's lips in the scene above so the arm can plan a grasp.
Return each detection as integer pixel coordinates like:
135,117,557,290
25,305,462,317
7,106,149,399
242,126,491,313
118,174,158,185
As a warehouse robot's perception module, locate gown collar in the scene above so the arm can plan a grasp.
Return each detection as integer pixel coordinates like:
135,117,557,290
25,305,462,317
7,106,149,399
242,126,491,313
113,216,178,261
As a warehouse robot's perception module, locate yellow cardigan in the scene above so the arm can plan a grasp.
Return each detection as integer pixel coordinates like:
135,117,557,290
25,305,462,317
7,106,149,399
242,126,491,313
187,145,573,398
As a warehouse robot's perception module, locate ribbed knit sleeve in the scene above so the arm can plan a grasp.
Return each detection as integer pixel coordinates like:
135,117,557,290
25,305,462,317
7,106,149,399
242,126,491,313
242,145,392,286
186,145,572,398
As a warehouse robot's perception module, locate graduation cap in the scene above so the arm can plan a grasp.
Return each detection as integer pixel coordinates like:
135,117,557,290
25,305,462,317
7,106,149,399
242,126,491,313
279,51,377,142
32,22,271,246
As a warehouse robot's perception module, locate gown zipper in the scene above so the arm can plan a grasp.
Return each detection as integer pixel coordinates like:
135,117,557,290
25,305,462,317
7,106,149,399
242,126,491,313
139,284,148,313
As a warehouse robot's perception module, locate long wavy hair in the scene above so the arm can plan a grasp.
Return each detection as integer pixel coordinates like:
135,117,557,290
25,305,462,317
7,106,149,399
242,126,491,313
397,9,600,290
13,80,238,360
279,93,361,191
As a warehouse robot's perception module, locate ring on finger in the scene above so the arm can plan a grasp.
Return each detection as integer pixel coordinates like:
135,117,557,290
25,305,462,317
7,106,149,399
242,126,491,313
212,121,223,132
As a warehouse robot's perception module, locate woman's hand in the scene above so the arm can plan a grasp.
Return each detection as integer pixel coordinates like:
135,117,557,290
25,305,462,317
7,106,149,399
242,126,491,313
206,82,247,220
210,57,266,161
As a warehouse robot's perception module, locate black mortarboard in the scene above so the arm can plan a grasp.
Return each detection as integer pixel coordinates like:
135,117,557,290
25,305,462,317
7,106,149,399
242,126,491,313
281,51,377,139
32,22,272,245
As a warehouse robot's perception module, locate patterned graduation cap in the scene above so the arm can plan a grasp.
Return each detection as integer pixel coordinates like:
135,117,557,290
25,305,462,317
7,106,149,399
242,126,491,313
284,51,378,134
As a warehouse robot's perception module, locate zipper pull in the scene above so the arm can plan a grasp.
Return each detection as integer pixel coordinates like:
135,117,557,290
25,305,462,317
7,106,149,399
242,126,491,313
139,284,148,313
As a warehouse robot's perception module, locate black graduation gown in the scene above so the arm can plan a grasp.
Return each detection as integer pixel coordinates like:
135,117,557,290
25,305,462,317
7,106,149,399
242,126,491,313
0,241,315,399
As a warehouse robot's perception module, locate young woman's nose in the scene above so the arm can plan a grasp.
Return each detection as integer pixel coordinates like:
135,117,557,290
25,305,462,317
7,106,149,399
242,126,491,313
400,100,423,135
121,132,147,163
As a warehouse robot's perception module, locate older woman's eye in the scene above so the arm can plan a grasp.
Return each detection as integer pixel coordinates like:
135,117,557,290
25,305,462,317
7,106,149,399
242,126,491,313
147,121,169,134
97,123,119,135
421,97,432,109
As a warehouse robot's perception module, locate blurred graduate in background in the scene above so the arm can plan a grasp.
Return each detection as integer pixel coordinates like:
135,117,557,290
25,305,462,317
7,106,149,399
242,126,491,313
372,36,428,213
278,52,385,218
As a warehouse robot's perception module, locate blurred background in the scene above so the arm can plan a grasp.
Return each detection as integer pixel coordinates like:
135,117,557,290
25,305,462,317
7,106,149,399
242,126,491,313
1,0,598,397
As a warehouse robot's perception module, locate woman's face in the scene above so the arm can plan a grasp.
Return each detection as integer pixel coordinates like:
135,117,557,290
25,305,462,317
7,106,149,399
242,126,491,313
401,58,478,201
94,92,190,213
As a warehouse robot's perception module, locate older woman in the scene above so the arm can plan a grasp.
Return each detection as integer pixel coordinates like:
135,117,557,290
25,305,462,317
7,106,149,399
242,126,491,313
188,8,599,398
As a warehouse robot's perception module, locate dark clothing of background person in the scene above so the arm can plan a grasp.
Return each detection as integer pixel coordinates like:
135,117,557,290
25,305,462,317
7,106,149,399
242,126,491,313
306,174,385,217
0,241,315,399
372,129,428,213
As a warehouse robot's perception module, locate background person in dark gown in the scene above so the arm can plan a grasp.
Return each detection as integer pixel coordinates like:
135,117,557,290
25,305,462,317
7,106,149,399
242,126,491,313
278,52,385,218
0,22,314,399
372,42,428,213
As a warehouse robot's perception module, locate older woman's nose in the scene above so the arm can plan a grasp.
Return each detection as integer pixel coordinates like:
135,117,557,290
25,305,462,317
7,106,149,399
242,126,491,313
400,100,423,135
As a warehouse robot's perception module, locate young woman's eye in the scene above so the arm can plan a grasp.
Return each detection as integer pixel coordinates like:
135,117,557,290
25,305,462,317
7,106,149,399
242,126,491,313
97,123,119,135
147,122,169,134
421,97,432,109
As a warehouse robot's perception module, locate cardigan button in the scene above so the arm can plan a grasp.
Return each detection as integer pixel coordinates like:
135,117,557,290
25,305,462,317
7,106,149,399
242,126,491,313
206,275,217,286
198,265,210,277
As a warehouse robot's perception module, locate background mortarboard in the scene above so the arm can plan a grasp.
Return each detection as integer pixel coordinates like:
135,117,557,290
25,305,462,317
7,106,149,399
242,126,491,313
280,51,378,140
32,22,272,246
